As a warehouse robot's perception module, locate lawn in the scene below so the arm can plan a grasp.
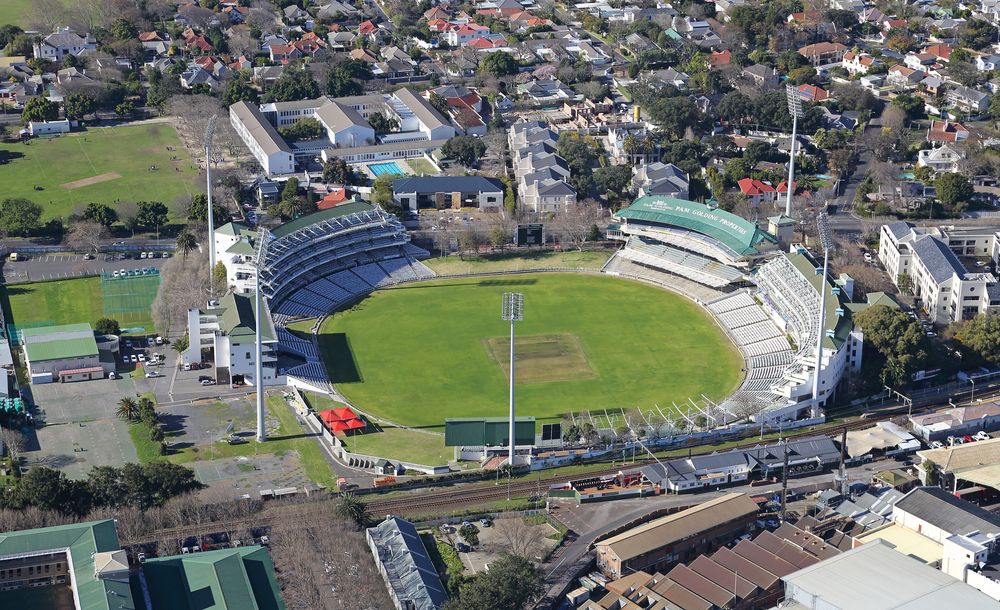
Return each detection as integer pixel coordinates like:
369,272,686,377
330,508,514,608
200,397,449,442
409,157,438,175
164,396,337,490
0,124,199,224
422,250,612,275
318,273,743,431
348,426,451,467
0,276,153,331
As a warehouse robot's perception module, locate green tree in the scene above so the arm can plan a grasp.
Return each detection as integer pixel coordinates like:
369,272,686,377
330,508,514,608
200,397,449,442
96,318,121,336
459,525,480,547
63,93,97,120
913,165,933,181
935,173,973,209
441,135,486,166
223,76,259,107
322,157,357,185
593,165,632,196
262,64,320,103
86,465,127,509
21,97,60,123
556,133,598,176
109,17,139,41
368,112,399,135
953,314,1000,365
116,396,139,421
335,493,370,528
824,9,857,29
277,118,324,140
991,92,1000,119
0,197,43,236
214,261,228,290
136,200,169,231
142,461,200,504
442,551,545,610
190,82,212,96
83,202,119,227
891,93,924,120
480,51,519,76
4,33,33,57
187,193,226,224
18,467,92,516
488,226,509,252
171,334,190,354
175,230,197,260
428,92,450,118
649,96,700,139
325,71,362,97
852,304,929,387
0,25,24,51
282,177,300,201
115,101,135,119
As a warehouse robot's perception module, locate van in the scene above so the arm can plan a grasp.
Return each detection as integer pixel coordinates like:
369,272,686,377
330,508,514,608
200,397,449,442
156,336,164,345
184,363,191,371
9,253,18,261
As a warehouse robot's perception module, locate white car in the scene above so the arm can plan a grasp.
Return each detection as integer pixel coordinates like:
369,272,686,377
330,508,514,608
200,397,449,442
976,432,991,441
930,441,944,449
130,355,138,363
138,353,146,362
145,371,160,378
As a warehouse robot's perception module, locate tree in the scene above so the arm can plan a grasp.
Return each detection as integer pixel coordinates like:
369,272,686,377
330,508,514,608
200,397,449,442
171,334,190,355
335,493,369,528
891,93,924,120
368,112,398,135
441,135,486,166
117,396,139,421
0,429,26,464
593,165,632,197
136,200,169,232
64,220,109,253
459,525,480,547
116,101,135,119
262,64,320,103
187,193,226,224
0,197,43,237
559,199,604,250
460,228,481,258
142,461,200,503
853,304,929,387
428,92,450,118
443,551,544,610
175,230,197,260
63,93,97,120
282,177,299,202
82,202,119,227
481,51,519,76
277,118,324,140
322,157,357,185
325,71,362,97
953,314,1000,365
0,25,23,51
4,33,33,58
96,318,121,336
488,226,509,252
935,173,973,208
493,514,546,558
21,97,60,123
223,76,259,108
214,261,228,291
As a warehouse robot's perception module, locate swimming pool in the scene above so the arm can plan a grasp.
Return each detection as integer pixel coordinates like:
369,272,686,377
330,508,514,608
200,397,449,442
368,162,405,177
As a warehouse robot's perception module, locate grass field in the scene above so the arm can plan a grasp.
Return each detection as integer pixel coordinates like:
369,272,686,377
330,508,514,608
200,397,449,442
423,250,612,275
319,274,743,431
408,157,438,175
0,277,154,331
348,427,452,466
485,333,596,384
0,124,199,224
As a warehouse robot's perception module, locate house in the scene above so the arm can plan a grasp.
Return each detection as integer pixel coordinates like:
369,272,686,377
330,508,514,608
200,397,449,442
905,52,938,72
520,174,576,213
292,40,326,58
392,176,503,211
797,84,829,102
349,48,379,63
185,34,212,53
859,7,888,24
976,53,1000,72
798,42,847,67
624,32,658,53
634,162,689,198
918,76,944,100
222,5,249,23
710,49,731,66
428,85,483,112
787,10,823,23
517,79,576,103
648,67,690,89
843,51,882,75
317,1,358,20
260,35,289,51
192,55,228,77
738,178,778,206
328,30,356,50
269,44,302,62
947,85,990,114
925,43,953,62
23,323,115,383
743,64,779,87
715,0,748,21
372,59,416,79
910,403,1000,441
927,120,969,142
283,4,308,21
570,41,609,64
33,28,96,61
424,6,451,20
860,74,885,91
887,65,922,90
180,66,220,90
447,23,491,46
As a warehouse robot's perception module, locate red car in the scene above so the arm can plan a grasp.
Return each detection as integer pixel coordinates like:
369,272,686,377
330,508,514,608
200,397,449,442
964,436,975,443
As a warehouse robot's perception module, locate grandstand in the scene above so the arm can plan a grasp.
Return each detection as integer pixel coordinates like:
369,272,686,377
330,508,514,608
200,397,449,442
215,202,434,391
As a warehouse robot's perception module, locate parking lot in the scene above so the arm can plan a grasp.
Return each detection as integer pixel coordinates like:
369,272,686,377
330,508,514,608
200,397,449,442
0,252,172,283
159,394,280,451
28,378,130,424
24,417,138,480
436,516,559,575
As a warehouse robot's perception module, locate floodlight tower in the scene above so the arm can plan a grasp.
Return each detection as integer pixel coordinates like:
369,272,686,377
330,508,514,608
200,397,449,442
811,213,834,419
254,254,266,443
501,292,523,470
204,114,218,294
785,85,805,218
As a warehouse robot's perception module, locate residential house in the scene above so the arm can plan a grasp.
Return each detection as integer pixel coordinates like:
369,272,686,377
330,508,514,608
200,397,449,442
743,64,779,87
447,23,491,46
33,28,96,61
710,49,731,66
927,120,969,142
373,60,416,79
843,51,882,75
624,33,658,53
292,40,326,58
860,74,885,91
887,65,922,90
317,1,358,20
797,84,829,102
651,67,690,89
925,43,953,62
349,48,379,63
54,67,101,96
569,40,609,63
252,65,285,87
738,178,778,206
269,44,302,62
859,7,888,24
976,53,1000,71
222,5,249,23
521,177,576,213
327,30,356,50
905,52,938,72
424,6,451,20
392,176,503,211
715,0,748,21
798,42,847,67
428,85,483,112
918,76,944,101
283,4,308,21
787,10,823,23
918,143,966,174
180,66,220,90
260,35,289,51
517,79,576,103
947,86,990,115
634,162,689,198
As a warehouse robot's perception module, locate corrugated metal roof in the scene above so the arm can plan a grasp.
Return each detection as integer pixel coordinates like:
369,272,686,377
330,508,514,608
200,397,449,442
664,564,734,607
142,546,285,610
269,200,374,239
688,555,757,598
596,493,758,562
731,539,798,577
710,546,780,590
785,252,853,350
651,580,713,610
917,437,1000,473
367,517,448,610
782,539,1000,609
894,486,1000,536
25,336,98,362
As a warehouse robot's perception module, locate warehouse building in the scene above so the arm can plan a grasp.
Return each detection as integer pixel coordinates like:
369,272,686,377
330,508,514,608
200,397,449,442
366,516,448,610
593,493,759,579
22,323,115,384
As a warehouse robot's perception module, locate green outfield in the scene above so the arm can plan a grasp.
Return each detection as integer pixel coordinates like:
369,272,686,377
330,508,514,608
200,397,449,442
318,273,743,431
0,124,199,223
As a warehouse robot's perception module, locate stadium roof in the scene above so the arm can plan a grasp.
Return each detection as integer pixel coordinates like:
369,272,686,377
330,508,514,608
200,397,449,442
0,520,135,610
142,546,286,610
616,197,778,256
269,201,374,239
218,292,275,342
786,251,854,350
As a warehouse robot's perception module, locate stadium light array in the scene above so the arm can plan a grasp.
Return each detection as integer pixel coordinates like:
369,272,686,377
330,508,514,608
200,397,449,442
811,213,833,419
501,292,524,479
785,86,805,218
205,114,218,293
255,264,266,443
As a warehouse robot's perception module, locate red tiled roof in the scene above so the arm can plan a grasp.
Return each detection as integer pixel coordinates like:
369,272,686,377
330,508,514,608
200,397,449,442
59,366,104,376
710,50,731,66
317,188,354,209
925,44,952,60
798,84,828,101
738,178,776,195
358,20,376,34
139,32,163,41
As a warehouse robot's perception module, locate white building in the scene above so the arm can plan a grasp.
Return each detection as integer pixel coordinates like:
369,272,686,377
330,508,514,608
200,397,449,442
184,292,281,387
392,176,503,212
879,222,999,324
215,222,260,294
918,143,965,174
229,101,295,175
29,120,70,135
33,28,96,61
315,99,376,147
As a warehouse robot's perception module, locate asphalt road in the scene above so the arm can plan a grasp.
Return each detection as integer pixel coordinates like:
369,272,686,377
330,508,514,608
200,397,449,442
0,252,174,283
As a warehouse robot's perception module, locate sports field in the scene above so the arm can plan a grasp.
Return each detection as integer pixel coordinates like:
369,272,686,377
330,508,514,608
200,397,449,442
318,273,743,431
0,276,153,332
0,124,199,223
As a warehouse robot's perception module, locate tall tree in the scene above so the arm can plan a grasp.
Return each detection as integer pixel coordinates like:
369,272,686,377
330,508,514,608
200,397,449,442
82,202,119,227
175,230,197,259
223,76,260,107
0,197,43,236
261,64,320,103
63,93,97,120
21,97,60,123
136,200,169,232
443,551,545,610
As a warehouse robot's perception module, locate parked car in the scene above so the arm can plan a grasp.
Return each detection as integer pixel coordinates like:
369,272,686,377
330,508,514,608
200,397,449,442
83,253,93,260
260,536,269,545
140,252,148,259
145,371,160,378
233,540,242,547
976,431,991,441
125,339,132,348
130,355,138,363
964,435,974,443
137,552,146,563
198,375,212,382
456,543,469,552
138,353,145,362
182,547,190,554
480,518,490,528
930,441,944,449
461,521,473,529
191,546,200,553
120,253,127,260
201,379,214,386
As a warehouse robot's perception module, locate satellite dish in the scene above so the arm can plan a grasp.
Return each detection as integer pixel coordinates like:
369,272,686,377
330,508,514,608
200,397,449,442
226,421,235,434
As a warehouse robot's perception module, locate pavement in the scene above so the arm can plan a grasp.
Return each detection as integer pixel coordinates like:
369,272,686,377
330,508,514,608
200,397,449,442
0,250,174,283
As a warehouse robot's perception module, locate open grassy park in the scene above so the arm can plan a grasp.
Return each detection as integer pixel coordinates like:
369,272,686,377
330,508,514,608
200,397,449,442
318,273,743,432
0,123,200,224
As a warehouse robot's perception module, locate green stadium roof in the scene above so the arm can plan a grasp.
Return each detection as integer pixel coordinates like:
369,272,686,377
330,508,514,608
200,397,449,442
0,520,134,610
616,196,778,257
216,222,257,238
218,292,274,342
269,201,374,239
786,251,853,351
141,546,286,610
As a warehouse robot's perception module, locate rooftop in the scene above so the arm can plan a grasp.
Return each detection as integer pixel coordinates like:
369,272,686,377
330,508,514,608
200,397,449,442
392,176,502,193
230,101,293,156
367,517,449,610
856,522,943,564
894,486,1000,537
23,323,98,362
217,292,275,342
269,201,374,239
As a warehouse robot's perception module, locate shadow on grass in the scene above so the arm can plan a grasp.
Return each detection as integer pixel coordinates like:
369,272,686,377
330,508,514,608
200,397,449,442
392,278,539,290
321,333,364,383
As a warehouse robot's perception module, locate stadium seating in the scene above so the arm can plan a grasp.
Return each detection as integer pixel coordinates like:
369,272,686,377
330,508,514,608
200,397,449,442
618,237,744,289
602,254,730,304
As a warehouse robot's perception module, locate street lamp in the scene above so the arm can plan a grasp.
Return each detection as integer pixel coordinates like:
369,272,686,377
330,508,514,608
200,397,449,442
785,85,805,218
204,114,218,294
811,213,833,418
501,292,523,476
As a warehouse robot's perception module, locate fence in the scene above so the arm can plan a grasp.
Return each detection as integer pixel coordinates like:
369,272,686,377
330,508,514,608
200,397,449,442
3,244,175,255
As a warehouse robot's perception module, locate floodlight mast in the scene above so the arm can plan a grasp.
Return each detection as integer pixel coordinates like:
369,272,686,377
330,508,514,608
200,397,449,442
501,293,523,471
254,251,266,442
205,114,218,295
785,86,805,218
812,213,834,419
